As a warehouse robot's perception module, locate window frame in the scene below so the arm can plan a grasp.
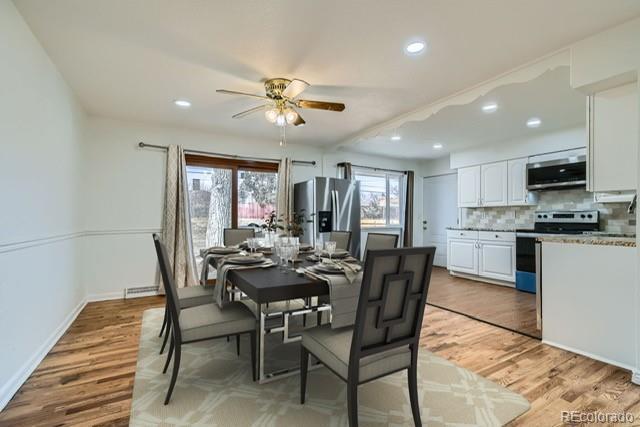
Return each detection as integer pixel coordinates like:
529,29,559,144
185,155,279,228
353,168,405,228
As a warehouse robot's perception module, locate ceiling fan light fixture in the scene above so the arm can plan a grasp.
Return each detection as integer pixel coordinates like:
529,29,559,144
275,114,287,127
285,109,298,124
265,108,279,123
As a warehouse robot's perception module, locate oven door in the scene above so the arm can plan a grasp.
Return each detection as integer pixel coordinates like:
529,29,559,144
527,158,586,190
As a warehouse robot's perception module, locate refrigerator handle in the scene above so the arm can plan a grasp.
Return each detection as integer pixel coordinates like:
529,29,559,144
335,190,341,229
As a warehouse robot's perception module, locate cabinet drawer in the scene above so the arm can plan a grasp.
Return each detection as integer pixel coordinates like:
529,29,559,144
446,230,479,240
478,231,515,242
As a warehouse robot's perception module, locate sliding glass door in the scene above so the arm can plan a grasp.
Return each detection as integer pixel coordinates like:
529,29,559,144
185,156,278,253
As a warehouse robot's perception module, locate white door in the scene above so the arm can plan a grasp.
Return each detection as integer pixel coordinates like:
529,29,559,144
447,239,478,275
481,161,508,206
507,158,530,205
478,241,515,283
457,166,481,207
423,174,458,267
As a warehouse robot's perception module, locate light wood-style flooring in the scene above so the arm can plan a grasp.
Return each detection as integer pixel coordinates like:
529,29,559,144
1,276,639,426
427,267,540,338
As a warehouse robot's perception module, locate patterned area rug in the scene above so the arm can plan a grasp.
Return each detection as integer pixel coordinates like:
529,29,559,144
130,308,529,426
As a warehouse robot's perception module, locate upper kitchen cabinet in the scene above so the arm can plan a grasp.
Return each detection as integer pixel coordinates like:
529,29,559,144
587,82,638,192
508,158,536,206
480,161,508,206
458,165,481,207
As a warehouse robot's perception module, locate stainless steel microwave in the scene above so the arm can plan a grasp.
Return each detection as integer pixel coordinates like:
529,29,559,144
527,155,586,190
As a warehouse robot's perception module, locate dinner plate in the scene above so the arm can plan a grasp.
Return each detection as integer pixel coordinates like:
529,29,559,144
208,247,241,255
321,250,349,259
225,256,264,265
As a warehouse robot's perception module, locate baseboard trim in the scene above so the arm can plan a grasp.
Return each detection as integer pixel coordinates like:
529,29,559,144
0,296,88,412
87,291,126,302
632,371,640,385
542,339,635,373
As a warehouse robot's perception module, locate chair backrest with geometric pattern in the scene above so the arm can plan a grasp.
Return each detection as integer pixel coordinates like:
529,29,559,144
350,247,435,366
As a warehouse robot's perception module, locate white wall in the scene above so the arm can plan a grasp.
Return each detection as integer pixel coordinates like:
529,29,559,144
0,1,86,409
421,155,456,178
449,126,586,169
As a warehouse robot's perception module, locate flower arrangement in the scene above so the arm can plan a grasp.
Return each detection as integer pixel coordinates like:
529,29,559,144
248,210,313,237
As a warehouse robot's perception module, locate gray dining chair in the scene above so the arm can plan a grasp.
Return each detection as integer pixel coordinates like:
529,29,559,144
363,233,398,257
328,230,352,252
153,234,257,405
224,228,255,246
300,246,436,427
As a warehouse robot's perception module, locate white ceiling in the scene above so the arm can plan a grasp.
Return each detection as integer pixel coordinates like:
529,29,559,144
14,0,640,148
349,66,587,159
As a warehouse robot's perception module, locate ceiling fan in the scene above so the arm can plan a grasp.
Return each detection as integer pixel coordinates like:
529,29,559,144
217,78,345,127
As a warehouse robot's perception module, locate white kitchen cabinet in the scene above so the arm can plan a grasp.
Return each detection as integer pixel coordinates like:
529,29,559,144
447,230,515,284
447,239,478,275
507,158,535,206
457,166,481,207
587,82,638,192
478,241,516,282
480,162,508,206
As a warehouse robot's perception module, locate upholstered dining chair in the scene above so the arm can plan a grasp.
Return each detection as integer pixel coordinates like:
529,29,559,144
300,246,436,427
328,230,352,252
153,234,257,405
224,228,255,246
363,233,398,257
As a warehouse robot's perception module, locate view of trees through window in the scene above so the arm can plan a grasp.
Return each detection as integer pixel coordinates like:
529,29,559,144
186,159,278,255
355,170,402,227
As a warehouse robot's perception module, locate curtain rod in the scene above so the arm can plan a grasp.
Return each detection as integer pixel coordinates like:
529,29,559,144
337,162,407,175
138,142,317,166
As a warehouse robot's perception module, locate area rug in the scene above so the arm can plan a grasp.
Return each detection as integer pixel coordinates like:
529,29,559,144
130,308,529,426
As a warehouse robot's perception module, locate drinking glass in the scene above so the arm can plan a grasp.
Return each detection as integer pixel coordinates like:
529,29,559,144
279,244,289,273
290,244,299,271
325,241,336,262
314,243,323,259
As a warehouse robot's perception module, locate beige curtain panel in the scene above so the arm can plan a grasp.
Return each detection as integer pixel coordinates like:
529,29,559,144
162,145,198,290
276,157,293,227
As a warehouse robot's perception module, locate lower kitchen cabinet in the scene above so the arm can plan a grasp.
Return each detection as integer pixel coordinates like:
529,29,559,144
447,230,515,284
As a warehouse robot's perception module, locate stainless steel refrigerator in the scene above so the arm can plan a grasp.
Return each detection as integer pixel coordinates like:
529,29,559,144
294,177,361,257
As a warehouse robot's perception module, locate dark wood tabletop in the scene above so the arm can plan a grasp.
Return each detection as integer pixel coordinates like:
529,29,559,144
209,254,328,304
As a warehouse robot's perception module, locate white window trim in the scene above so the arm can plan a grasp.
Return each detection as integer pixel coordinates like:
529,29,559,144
353,167,405,229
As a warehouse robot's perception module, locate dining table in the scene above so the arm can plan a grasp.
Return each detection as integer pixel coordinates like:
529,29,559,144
206,252,336,383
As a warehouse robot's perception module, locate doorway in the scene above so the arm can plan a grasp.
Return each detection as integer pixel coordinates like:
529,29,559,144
422,174,458,267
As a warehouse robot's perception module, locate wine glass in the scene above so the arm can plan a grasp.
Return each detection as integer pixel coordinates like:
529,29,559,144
314,243,323,260
290,244,299,271
325,241,336,262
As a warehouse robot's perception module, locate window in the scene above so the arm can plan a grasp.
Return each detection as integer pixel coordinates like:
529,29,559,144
185,155,278,254
354,169,404,227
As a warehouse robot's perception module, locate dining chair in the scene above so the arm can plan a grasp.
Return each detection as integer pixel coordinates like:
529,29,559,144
224,228,255,246
300,246,436,427
328,230,352,252
153,234,257,405
363,233,398,257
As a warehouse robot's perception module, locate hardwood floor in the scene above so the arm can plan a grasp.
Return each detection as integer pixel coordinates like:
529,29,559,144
1,285,639,426
428,267,540,338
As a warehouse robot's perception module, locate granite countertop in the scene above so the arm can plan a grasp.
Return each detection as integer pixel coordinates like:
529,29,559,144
537,235,636,247
446,227,515,233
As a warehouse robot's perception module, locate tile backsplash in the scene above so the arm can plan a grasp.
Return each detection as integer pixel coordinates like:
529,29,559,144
462,189,636,234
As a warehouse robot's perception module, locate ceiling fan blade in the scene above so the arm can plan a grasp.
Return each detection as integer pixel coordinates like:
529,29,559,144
282,79,310,99
216,89,269,100
292,111,306,126
232,104,269,119
297,99,345,112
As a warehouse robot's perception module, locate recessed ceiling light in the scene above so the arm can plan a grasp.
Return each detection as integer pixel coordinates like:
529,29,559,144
174,99,191,108
482,103,498,113
391,135,402,141
405,41,426,55
433,143,443,149
526,117,542,128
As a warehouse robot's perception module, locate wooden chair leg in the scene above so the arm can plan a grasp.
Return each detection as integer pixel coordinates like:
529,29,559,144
162,336,174,374
249,331,257,382
164,340,181,405
236,334,240,356
347,380,359,427
408,362,421,426
160,319,171,355
300,346,309,404
159,305,168,337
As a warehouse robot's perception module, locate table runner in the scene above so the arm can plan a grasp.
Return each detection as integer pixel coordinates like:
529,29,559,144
215,254,274,307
